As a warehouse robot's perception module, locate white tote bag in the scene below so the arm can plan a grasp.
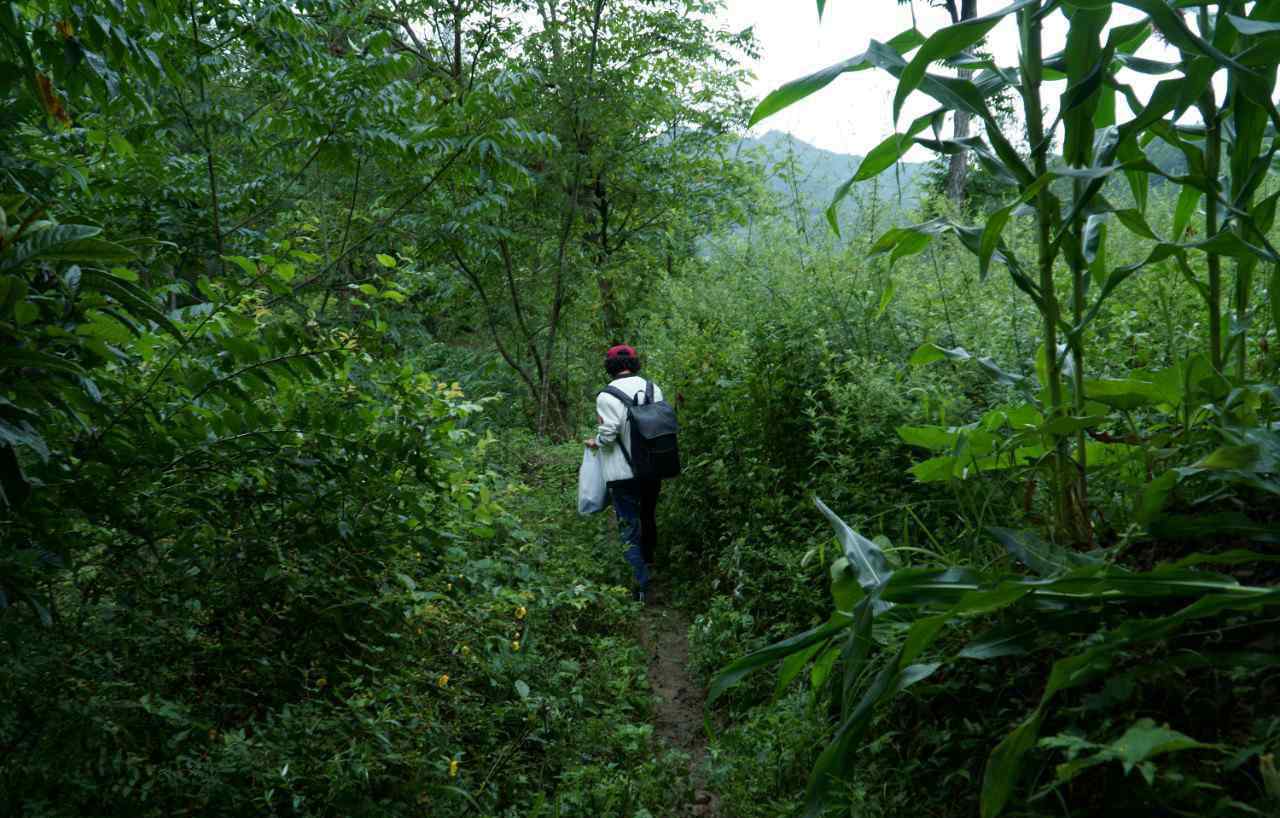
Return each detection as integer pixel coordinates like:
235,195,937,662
577,447,608,515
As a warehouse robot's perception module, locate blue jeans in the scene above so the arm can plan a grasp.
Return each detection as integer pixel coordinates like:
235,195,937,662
609,479,659,589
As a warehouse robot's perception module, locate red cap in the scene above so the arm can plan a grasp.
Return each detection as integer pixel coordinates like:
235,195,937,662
606,344,637,359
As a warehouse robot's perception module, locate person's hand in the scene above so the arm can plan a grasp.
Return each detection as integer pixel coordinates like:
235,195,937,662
584,438,599,449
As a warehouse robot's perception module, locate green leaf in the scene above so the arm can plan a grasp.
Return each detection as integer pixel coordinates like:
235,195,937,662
1135,471,1178,525
890,232,930,266
1083,214,1108,288
810,644,840,691
827,110,940,232
375,253,397,268
1113,207,1157,240
1118,0,1254,75
1172,183,1201,241
1192,229,1271,261
908,343,1030,391
1193,444,1265,471
1084,376,1166,409
0,348,87,377
36,237,137,265
14,301,37,325
3,446,35,506
914,135,1020,188
225,255,259,277
892,0,1040,124
877,567,989,607
1271,265,1280,341
1061,5,1111,167
775,637,828,699
0,224,100,272
958,623,1035,660
0,417,49,461
898,425,962,451
750,28,926,126
980,176,1051,279
1040,414,1107,436
1227,14,1280,35
815,496,891,593
909,455,960,482
982,711,1043,818
874,280,897,318
803,621,945,817
707,614,852,710
988,527,1100,577
77,309,133,343
1150,512,1278,542
1097,718,1212,776
109,132,135,158
80,269,182,340
909,342,952,366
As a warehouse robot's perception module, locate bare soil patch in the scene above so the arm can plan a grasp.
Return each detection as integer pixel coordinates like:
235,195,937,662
637,584,719,818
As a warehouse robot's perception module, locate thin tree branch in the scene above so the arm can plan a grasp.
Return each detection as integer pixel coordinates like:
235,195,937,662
498,237,541,384
183,348,343,406
320,153,364,317
189,0,225,269
449,246,540,396
227,128,335,234
285,141,472,298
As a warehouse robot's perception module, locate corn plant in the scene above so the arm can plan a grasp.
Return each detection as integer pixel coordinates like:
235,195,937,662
749,0,1280,542
716,1,1280,814
709,498,1280,817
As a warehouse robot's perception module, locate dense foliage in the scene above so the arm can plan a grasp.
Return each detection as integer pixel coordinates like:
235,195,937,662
1,1,738,815
695,2,1280,817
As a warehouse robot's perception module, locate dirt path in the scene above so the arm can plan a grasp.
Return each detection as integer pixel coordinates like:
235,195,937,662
637,584,719,818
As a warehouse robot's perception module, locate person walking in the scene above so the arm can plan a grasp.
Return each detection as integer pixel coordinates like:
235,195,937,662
584,344,663,603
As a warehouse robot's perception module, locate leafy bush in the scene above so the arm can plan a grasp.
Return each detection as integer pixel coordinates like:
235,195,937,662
0,198,684,816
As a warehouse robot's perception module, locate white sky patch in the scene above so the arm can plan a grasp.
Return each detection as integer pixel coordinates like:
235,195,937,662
720,1,1188,158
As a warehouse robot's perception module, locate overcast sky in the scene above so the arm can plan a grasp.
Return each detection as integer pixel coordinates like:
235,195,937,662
718,1,1161,158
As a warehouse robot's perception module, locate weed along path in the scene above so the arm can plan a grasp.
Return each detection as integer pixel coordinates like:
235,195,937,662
637,586,719,818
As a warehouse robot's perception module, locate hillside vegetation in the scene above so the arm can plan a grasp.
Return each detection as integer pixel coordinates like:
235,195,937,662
3,2,1280,818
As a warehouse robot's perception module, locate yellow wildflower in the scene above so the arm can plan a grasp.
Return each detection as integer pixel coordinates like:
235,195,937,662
515,606,527,620
461,645,470,656
511,640,520,652
449,759,459,778
437,674,449,688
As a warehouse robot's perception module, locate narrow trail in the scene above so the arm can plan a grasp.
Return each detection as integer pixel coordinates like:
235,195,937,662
637,583,719,818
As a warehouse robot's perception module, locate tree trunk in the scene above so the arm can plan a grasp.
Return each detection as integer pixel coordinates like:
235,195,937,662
946,74,972,203
945,0,978,203
452,0,463,84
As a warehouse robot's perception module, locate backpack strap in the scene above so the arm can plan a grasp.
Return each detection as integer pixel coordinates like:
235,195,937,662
644,380,654,405
598,386,634,466
601,385,635,407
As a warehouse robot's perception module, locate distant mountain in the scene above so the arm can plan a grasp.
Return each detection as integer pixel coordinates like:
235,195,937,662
728,131,1190,234
732,131,930,227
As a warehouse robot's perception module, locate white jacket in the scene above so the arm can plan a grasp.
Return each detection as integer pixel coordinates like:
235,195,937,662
594,375,664,483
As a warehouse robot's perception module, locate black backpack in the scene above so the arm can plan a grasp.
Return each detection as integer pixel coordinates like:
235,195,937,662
600,381,680,480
